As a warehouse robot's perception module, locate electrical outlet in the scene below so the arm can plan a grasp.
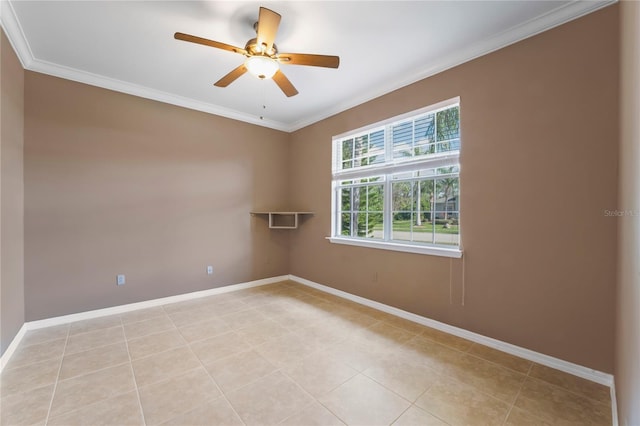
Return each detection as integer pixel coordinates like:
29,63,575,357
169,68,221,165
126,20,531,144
207,266,213,275
117,274,126,286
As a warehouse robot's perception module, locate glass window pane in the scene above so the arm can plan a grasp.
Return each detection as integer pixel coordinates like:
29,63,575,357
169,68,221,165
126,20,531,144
353,187,367,210
356,212,368,237
341,187,351,211
367,185,384,212
332,102,460,248
368,155,384,165
355,158,372,168
419,179,435,213
414,140,434,156
436,178,459,211
392,212,412,241
355,134,368,158
392,182,413,211
437,166,459,175
340,213,352,236
425,213,436,244
392,171,414,180
392,121,412,154
415,168,436,177
434,175,459,245
365,176,384,183
393,149,412,159
414,114,435,156
342,139,353,160
369,130,385,154
436,106,460,142
410,212,433,243
434,220,459,245
368,212,383,239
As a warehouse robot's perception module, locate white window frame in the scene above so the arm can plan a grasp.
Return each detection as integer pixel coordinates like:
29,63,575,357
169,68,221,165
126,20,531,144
329,97,462,258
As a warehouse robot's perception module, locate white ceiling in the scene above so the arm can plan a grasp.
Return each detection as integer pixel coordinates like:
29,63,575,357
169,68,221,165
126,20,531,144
1,0,613,132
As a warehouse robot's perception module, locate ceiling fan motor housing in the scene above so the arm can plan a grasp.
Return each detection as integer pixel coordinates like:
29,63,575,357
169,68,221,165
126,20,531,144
245,38,278,57
174,7,337,97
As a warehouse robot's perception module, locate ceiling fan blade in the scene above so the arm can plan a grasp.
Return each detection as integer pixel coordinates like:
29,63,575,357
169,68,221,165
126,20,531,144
256,7,281,53
272,70,298,97
174,32,247,56
277,53,340,68
214,64,248,87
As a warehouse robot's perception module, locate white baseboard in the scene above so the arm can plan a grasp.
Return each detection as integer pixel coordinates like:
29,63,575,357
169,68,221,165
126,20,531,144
0,275,288,372
0,323,27,371
1,271,619,423
26,275,288,330
288,274,615,388
610,377,618,426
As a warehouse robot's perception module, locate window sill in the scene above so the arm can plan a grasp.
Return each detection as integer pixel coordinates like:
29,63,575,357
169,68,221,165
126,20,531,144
327,237,463,258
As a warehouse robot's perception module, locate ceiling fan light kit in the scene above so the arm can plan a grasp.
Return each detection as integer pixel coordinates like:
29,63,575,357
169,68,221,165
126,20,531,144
245,56,279,80
174,6,339,97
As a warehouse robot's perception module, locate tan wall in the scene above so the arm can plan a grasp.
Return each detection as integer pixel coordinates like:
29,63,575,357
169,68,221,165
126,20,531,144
24,72,291,320
1,30,25,355
289,6,619,373
616,1,640,423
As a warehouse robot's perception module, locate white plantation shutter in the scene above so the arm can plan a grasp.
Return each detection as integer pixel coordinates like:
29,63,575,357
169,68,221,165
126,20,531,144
331,97,462,257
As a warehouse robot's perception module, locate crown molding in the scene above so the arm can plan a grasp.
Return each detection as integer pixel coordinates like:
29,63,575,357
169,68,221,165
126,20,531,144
286,0,617,132
0,0,34,69
2,0,616,134
0,0,289,132
26,58,291,132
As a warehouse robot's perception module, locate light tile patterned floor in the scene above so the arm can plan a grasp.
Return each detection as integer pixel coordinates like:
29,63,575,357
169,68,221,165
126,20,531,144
0,281,612,426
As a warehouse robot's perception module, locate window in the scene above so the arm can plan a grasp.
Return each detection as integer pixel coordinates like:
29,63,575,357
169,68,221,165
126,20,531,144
330,98,461,257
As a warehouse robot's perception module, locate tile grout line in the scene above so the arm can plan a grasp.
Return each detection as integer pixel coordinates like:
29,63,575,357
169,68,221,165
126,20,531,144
13,331,68,351
13,282,611,426
64,324,128,356
316,370,378,426
361,364,436,404
39,388,145,423
388,404,414,426
120,317,148,426
279,316,424,424
50,360,133,386
504,361,609,425
500,375,527,426
43,325,71,425
408,330,539,380
278,368,346,425
187,294,358,425
525,362,612,408
523,373,613,408
163,305,248,426
499,361,534,425
411,384,453,426
395,344,522,421
275,400,322,425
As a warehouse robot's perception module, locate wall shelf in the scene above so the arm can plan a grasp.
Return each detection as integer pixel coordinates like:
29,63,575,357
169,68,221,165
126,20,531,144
250,211,314,229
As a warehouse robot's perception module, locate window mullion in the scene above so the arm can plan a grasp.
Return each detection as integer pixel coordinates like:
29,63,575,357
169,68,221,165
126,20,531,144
384,124,393,163
384,174,392,242
331,99,460,254
412,119,416,158
332,182,337,236
435,111,439,153
384,123,393,242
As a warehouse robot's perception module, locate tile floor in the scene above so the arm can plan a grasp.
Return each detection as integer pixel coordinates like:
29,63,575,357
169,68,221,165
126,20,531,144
0,281,612,426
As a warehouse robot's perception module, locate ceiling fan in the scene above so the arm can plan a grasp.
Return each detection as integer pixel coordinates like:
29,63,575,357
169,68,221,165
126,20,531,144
174,7,340,97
